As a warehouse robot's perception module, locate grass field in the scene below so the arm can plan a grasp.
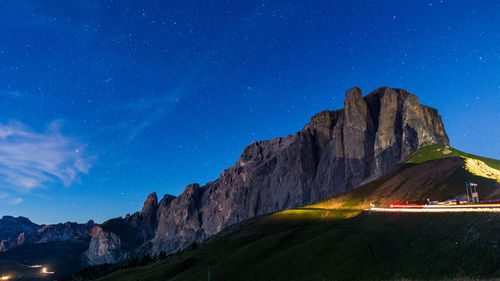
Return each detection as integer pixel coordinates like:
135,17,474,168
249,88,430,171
98,210,500,281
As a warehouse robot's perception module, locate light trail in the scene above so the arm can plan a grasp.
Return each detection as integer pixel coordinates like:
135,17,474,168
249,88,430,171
389,203,500,209
1,276,10,280
371,207,500,212
422,203,500,208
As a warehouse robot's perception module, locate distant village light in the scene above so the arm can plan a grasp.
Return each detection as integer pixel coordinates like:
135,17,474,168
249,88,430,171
41,267,54,274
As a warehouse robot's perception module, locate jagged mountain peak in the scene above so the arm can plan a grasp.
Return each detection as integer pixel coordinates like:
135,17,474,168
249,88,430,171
141,192,158,214
344,86,363,105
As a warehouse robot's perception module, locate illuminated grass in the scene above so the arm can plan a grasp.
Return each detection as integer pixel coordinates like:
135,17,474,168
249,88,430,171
465,157,500,183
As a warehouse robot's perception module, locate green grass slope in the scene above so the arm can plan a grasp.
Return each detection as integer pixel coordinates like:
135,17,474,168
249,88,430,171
98,212,500,281
91,145,500,281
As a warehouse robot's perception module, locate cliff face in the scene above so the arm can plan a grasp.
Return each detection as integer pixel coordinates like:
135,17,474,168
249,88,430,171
85,193,166,265
85,226,123,265
87,87,449,261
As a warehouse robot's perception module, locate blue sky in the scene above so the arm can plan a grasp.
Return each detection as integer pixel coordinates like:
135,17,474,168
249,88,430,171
0,0,498,224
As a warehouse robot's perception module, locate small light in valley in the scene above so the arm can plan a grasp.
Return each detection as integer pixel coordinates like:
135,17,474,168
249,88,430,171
41,267,54,274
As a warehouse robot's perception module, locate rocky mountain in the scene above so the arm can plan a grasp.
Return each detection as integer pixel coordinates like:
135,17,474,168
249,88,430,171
0,216,41,241
86,86,450,264
0,216,42,251
86,192,171,265
125,192,160,240
0,217,96,252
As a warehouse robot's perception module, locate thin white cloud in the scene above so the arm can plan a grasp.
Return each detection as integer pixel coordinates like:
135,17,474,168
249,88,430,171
114,94,181,140
0,121,91,193
0,191,23,205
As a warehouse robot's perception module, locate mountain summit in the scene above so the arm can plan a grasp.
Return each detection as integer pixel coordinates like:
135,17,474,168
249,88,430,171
86,87,449,263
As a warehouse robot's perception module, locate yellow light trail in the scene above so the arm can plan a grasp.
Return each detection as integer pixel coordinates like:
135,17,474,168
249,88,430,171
1,276,10,280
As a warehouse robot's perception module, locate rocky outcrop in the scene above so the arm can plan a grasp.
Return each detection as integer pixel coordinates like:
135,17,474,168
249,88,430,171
85,226,123,265
154,184,204,254
87,86,449,262
0,217,95,252
125,192,159,241
85,193,169,264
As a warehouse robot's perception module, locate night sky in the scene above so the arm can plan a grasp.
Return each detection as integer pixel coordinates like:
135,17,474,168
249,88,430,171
0,1,499,224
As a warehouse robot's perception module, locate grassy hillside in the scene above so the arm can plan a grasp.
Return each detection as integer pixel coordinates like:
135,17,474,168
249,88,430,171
98,211,500,281
94,144,500,281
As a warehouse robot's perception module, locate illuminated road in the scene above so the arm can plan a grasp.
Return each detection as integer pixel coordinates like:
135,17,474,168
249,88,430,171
371,203,500,213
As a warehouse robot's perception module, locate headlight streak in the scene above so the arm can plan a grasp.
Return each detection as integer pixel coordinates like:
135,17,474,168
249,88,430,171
371,206,500,212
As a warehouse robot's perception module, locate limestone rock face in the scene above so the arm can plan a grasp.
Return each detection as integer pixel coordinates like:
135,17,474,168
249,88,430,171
153,184,203,254
124,192,159,241
85,226,122,265
84,192,163,264
150,86,448,256
86,87,449,262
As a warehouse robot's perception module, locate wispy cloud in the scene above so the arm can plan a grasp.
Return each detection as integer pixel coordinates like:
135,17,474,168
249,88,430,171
0,191,23,205
0,121,91,194
113,90,184,140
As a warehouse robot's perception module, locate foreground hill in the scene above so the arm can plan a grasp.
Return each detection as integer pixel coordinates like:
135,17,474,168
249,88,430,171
93,145,500,281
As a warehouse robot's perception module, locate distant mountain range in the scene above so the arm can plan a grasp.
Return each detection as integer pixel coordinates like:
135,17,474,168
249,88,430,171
0,215,95,252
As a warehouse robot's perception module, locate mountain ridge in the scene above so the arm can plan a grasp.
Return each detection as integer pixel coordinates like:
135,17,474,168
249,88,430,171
85,86,450,264
0,216,96,252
